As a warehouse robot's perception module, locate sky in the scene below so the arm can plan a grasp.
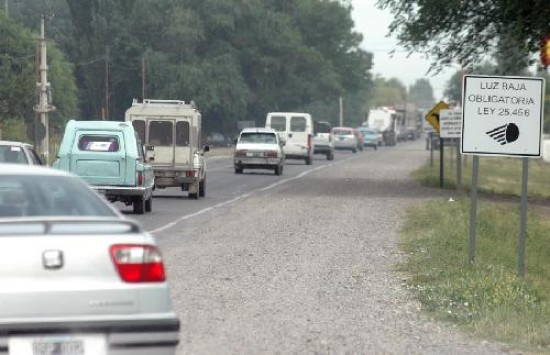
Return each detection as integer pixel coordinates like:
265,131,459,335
351,0,458,100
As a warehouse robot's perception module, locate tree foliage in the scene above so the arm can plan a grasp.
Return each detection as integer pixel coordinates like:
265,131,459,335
0,11,77,140
407,78,434,109
377,0,550,72
370,76,406,108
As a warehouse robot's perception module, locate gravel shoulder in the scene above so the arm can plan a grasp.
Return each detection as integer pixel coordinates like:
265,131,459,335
164,141,515,354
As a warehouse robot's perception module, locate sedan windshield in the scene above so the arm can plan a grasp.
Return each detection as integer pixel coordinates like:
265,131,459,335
0,175,118,217
239,133,277,144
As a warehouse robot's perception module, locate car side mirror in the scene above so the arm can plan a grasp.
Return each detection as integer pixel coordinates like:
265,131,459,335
280,140,286,146
144,144,154,152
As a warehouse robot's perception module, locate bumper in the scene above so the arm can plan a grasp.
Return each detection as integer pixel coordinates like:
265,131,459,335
313,145,332,154
0,317,180,355
234,157,281,168
92,186,149,197
334,143,355,150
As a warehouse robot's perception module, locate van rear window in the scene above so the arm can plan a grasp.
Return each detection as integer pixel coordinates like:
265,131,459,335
269,116,286,132
290,117,306,132
78,135,120,152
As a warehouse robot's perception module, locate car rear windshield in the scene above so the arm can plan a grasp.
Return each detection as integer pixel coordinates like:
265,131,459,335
78,135,120,152
0,175,118,218
333,129,353,135
0,146,29,164
315,122,331,134
239,133,277,144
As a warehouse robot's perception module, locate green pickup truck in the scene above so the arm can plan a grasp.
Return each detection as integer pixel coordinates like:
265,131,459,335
52,120,155,214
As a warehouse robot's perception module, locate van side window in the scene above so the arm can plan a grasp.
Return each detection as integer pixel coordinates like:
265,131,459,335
132,120,146,142
270,116,286,132
149,121,173,146
176,121,190,146
290,116,307,132
78,135,119,152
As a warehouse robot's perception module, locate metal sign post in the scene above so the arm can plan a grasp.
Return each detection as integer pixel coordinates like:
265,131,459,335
469,155,479,264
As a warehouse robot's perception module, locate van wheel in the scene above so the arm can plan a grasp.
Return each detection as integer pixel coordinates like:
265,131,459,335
199,179,206,197
305,156,312,165
133,196,145,214
327,152,334,161
145,196,152,212
189,192,198,199
352,148,357,153
275,165,282,176
235,167,243,174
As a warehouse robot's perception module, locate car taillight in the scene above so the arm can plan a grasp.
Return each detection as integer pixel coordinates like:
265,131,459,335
186,170,197,177
136,171,143,186
235,149,247,157
266,151,278,158
110,244,166,283
307,135,312,150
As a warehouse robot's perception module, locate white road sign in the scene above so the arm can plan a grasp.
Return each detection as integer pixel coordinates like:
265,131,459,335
461,75,545,157
439,109,462,138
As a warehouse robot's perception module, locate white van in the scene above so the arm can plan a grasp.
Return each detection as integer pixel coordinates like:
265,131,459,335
265,112,314,165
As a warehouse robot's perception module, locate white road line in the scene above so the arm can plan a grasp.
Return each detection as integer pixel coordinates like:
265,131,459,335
148,155,357,234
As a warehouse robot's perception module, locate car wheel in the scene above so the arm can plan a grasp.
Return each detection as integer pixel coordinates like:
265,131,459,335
352,148,357,153
145,195,152,212
235,166,243,174
199,179,206,197
305,156,312,165
275,165,281,176
133,196,145,214
189,192,198,199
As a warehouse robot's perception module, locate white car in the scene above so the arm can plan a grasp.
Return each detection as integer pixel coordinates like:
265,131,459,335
0,164,180,355
234,127,285,175
313,121,335,160
332,127,359,153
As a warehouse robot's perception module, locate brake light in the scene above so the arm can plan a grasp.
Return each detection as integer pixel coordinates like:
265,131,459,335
235,149,247,157
110,244,166,283
136,171,143,186
186,170,197,177
266,150,278,158
307,135,312,150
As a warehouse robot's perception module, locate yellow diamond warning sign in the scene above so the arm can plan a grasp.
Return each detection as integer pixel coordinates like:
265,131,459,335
425,100,450,132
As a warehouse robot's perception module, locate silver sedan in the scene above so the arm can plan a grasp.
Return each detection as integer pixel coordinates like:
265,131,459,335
0,164,179,355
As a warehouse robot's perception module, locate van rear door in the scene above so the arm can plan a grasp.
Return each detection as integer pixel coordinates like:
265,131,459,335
70,131,127,186
287,115,311,155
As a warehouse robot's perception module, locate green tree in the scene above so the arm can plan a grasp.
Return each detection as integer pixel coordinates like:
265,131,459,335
378,0,550,71
370,76,406,108
408,78,434,109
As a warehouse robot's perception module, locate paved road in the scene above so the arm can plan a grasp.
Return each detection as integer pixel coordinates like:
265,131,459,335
129,140,511,354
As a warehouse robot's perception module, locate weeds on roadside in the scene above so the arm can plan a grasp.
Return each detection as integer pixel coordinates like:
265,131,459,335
399,200,550,351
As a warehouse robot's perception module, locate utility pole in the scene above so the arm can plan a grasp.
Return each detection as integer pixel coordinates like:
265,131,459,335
142,57,145,100
339,96,343,127
34,15,55,163
4,0,8,17
104,46,110,120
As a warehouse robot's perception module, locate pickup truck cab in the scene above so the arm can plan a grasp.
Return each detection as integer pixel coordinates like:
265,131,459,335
52,120,154,214
125,99,209,199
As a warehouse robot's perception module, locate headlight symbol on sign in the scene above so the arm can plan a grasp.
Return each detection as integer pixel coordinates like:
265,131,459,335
486,123,519,145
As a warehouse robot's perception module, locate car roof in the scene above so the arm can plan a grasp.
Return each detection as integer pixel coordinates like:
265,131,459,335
332,127,355,131
241,127,277,134
0,164,71,176
0,140,34,148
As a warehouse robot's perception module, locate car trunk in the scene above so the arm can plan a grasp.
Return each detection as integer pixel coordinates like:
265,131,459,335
0,231,144,319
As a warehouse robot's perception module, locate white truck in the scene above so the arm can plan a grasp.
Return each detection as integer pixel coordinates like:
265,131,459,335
125,99,209,199
366,107,397,146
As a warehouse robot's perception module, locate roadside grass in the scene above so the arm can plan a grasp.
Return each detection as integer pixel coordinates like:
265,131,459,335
403,147,550,352
413,146,550,199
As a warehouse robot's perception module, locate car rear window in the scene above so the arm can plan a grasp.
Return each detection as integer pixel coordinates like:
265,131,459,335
78,135,120,152
315,122,331,134
0,146,28,164
239,133,277,144
333,129,352,135
0,175,118,218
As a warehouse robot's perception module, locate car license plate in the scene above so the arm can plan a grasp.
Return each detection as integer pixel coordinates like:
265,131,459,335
33,340,84,355
9,334,107,355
